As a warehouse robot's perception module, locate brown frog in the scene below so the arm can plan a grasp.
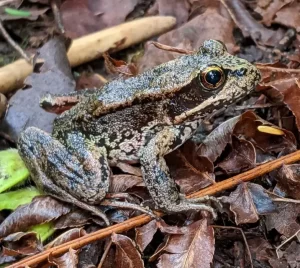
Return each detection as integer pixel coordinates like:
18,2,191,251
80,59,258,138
18,40,261,225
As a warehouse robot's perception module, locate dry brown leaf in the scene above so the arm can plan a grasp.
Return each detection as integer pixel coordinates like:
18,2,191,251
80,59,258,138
155,219,214,268
138,0,236,71
45,228,86,249
221,0,284,46
217,136,256,174
265,203,300,237
110,175,143,193
48,248,78,268
135,220,158,252
274,164,300,200
166,141,215,195
60,0,139,38
221,182,276,224
0,196,71,239
1,232,43,256
103,53,138,77
111,233,144,268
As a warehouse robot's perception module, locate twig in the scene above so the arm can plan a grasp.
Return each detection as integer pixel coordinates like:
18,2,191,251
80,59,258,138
0,19,31,63
212,225,253,268
97,238,112,268
7,150,300,268
50,0,65,34
275,229,300,258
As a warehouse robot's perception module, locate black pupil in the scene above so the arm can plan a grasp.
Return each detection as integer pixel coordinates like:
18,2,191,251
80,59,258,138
205,70,221,86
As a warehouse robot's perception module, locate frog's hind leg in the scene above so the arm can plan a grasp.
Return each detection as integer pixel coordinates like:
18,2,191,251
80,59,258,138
18,127,110,225
139,125,219,219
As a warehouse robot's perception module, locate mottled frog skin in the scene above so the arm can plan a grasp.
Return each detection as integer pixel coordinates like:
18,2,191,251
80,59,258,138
18,40,261,225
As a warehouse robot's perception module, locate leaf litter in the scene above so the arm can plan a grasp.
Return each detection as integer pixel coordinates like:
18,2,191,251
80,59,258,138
1,0,300,267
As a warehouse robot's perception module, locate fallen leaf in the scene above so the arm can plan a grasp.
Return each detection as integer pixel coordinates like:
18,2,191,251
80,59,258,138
274,164,300,199
48,248,78,268
138,0,236,71
217,136,256,174
166,141,215,195
0,196,71,238
60,0,139,38
265,203,300,237
155,219,214,268
0,36,75,142
2,232,43,256
221,0,284,47
111,233,144,268
221,182,276,224
46,228,86,249
110,175,143,193
135,220,158,252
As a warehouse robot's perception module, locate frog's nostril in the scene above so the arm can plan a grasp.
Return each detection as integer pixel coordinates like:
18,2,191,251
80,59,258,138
235,68,247,77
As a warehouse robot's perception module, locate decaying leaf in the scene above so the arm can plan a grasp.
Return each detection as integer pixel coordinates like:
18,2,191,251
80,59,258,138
221,182,276,224
135,220,158,252
152,219,214,268
0,196,71,238
111,233,144,268
265,203,300,237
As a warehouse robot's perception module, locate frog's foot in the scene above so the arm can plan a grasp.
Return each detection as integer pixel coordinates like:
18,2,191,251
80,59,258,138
180,194,222,211
101,200,159,220
163,201,218,219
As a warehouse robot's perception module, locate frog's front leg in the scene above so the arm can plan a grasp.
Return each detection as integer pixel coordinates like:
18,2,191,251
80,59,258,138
18,127,111,225
139,125,217,218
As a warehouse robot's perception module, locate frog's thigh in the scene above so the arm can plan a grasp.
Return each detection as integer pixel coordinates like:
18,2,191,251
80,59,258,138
18,127,110,204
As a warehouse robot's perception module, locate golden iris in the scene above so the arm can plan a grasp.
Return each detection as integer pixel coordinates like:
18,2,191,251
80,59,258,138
200,66,225,90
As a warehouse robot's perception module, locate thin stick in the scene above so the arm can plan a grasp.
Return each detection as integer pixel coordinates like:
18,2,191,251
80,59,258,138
7,150,300,268
97,238,112,268
0,19,31,63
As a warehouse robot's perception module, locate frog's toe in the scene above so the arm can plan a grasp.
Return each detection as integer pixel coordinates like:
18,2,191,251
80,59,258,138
186,195,223,211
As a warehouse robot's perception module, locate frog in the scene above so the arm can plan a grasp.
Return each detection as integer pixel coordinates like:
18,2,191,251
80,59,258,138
18,40,261,226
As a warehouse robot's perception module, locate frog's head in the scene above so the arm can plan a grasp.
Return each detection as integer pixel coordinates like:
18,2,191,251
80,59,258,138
174,39,261,123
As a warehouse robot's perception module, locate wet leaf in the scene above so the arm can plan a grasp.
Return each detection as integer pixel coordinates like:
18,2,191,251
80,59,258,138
265,203,300,237
0,149,30,193
138,0,236,71
49,248,78,268
103,53,138,77
111,233,144,268
155,219,214,268
60,0,139,38
0,196,71,238
217,136,256,174
75,72,106,90
0,37,75,141
221,0,284,46
2,231,42,256
46,228,86,249
166,141,215,195
135,220,157,252
221,182,276,224
110,175,143,193
274,164,300,199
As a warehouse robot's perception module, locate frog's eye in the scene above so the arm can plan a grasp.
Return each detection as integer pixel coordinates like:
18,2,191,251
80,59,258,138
200,66,225,90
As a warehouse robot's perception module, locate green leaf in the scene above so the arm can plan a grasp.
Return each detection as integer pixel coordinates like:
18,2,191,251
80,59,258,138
30,222,55,242
4,7,31,17
0,149,30,193
0,187,41,211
